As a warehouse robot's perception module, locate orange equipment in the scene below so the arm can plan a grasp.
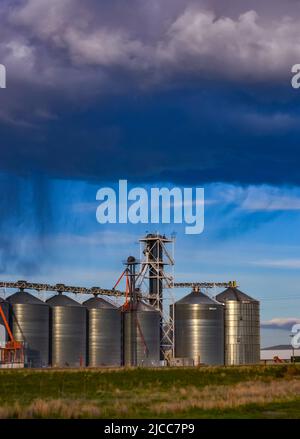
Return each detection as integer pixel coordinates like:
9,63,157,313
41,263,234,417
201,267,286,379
0,304,24,365
112,269,130,310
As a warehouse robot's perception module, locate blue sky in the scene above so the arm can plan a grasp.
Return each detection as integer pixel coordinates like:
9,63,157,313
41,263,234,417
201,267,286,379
1,0,300,347
1,176,300,346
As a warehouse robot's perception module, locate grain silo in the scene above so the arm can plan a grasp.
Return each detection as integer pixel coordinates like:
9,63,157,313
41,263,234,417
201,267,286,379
216,287,260,365
173,288,224,365
83,296,121,367
7,291,49,367
123,301,160,367
47,294,86,367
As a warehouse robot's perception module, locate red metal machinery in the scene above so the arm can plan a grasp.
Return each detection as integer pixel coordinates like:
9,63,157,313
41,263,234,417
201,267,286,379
0,304,24,366
112,267,131,310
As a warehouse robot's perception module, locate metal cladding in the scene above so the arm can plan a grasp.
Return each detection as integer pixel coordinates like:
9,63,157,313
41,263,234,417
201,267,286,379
216,287,260,365
146,234,163,308
83,296,121,366
0,298,9,343
123,301,160,367
47,294,86,367
7,291,49,367
173,290,224,365
145,234,164,360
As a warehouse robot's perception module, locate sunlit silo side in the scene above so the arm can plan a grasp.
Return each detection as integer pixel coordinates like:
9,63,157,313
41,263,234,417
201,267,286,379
0,298,9,344
173,289,224,365
47,294,86,367
123,301,160,367
83,296,121,366
216,287,260,365
7,291,49,367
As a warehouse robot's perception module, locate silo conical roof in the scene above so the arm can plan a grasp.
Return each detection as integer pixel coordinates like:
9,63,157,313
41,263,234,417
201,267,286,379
130,300,161,312
123,301,158,312
7,290,47,305
216,287,259,303
46,294,82,307
83,297,116,309
176,290,222,305
135,301,158,311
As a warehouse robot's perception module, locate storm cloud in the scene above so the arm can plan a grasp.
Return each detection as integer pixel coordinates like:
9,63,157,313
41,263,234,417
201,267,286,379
3,0,300,85
0,0,300,185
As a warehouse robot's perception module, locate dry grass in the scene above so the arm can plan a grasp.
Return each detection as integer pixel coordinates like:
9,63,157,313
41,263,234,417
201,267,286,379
1,378,300,418
1,366,300,418
0,399,102,419
153,379,300,414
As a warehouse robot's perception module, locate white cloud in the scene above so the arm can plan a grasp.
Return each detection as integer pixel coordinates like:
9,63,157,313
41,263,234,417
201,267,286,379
8,0,147,69
4,1,300,85
211,184,300,211
64,28,145,67
9,0,76,41
261,317,300,330
2,2,300,124
252,259,300,269
242,195,300,211
157,8,300,80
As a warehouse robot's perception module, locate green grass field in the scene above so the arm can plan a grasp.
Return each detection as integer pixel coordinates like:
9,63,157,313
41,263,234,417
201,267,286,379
0,364,300,418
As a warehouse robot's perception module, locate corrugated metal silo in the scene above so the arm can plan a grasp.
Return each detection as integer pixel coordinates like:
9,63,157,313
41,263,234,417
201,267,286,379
216,287,260,365
47,294,86,367
7,291,49,367
83,296,121,366
173,288,224,365
123,301,160,367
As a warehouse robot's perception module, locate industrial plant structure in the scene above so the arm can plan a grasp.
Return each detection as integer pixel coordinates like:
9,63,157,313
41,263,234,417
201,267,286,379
0,233,260,368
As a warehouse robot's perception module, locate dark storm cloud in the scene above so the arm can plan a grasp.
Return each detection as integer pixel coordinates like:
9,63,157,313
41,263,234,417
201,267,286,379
1,85,300,185
1,0,300,277
0,173,54,274
2,0,300,103
0,0,300,185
